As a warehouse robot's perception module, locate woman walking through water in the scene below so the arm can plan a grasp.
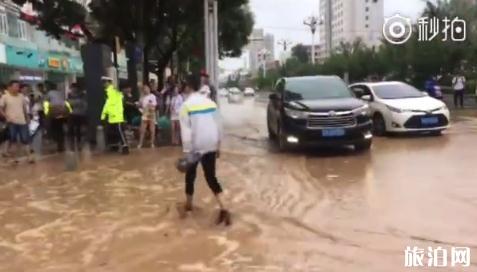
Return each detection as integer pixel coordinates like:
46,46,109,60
137,84,157,149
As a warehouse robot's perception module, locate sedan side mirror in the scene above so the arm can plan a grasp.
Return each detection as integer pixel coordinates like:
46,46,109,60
269,93,278,100
361,94,373,102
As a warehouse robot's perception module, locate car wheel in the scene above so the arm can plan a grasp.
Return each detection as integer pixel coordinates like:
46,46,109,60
355,140,372,152
373,114,387,137
267,118,277,140
277,123,288,152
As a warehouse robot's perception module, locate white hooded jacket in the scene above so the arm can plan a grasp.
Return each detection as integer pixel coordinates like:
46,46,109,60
179,93,222,154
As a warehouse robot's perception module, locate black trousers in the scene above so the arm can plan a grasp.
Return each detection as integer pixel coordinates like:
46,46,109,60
454,90,464,108
68,115,85,149
50,118,66,152
106,123,128,147
185,152,223,196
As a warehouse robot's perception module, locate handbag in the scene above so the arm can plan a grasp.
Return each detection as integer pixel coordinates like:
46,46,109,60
175,152,202,173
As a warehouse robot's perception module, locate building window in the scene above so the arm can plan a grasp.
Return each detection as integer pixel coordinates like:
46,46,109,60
0,12,7,35
365,24,369,28
18,20,27,40
365,15,369,21
366,7,369,12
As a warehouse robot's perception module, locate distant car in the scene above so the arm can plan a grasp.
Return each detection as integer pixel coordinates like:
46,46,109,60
244,87,256,96
218,88,229,97
267,76,373,151
349,81,450,136
228,88,243,103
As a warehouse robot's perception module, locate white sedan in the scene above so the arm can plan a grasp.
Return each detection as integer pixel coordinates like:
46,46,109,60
244,87,255,96
227,88,243,104
349,81,450,136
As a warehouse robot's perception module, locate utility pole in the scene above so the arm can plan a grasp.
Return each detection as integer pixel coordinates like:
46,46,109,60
204,0,219,87
277,39,293,51
304,15,319,64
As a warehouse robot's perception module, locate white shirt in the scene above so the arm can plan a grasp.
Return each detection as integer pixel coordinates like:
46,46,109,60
170,94,184,120
179,93,222,154
452,76,466,91
140,94,157,109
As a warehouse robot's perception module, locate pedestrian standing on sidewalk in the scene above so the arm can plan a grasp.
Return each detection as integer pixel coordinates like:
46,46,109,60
137,84,157,149
170,84,185,145
178,74,231,226
122,83,139,128
161,76,177,117
101,76,129,154
0,80,34,164
452,72,466,108
67,83,87,150
43,81,71,152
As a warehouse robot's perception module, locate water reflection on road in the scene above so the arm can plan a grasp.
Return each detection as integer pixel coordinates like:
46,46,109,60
1,97,477,271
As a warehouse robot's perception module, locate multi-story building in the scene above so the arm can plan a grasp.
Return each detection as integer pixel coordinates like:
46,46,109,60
303,44,326,64
0,0,85,89
246,29,275,75
319,0,384,58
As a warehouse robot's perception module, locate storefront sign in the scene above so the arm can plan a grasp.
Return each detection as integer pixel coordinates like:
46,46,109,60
48,57,61,68
5,45,40,69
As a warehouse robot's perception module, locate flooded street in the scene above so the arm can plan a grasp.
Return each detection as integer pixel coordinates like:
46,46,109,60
1,97,477,271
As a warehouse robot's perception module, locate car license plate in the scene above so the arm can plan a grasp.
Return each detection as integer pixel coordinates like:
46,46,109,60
421,116,439,125
322,128,346,137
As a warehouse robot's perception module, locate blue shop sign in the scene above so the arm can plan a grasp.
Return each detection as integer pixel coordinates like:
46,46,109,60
5,45,40,69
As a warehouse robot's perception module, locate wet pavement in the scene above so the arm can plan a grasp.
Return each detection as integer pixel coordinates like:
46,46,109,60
1,97,477,271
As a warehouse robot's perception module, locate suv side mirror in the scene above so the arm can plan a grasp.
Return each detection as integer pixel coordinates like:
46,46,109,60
269,93,278,100
361,94,372,102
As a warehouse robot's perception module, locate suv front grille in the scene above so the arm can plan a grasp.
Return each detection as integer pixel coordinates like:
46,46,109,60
307,112,356,129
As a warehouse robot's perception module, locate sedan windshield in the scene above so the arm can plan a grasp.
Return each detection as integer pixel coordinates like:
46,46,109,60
373,83,426,99
284,77,354,101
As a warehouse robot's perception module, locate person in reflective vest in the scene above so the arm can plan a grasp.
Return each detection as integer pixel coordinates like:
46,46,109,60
100,76,129,154
43,81,72,152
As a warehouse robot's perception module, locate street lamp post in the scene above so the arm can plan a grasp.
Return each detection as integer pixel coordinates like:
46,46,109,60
304,16,319,64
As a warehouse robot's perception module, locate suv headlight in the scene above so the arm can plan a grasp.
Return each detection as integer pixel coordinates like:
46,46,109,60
284,107,308,119
352,104,370,116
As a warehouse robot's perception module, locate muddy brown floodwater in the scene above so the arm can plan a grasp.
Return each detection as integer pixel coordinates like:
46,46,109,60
1,98,477,272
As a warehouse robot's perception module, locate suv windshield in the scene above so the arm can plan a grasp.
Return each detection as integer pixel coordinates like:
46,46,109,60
284,77,354,101
373,83,426,99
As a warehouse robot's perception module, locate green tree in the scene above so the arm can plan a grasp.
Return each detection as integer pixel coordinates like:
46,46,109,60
291,44,310,63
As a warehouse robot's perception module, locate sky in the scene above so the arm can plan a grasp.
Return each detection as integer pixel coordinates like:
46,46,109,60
220,0,428,71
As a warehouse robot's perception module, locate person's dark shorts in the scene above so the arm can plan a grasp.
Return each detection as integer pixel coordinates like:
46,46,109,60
8,123,30,145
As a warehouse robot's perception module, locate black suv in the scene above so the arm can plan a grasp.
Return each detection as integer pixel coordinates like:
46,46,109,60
267,76,373,151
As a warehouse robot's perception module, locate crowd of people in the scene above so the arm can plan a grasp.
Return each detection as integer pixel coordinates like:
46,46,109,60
0,71,217,164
